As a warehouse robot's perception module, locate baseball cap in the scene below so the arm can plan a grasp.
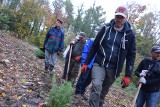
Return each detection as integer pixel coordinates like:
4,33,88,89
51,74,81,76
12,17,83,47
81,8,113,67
78,32,86,38
57,19,62,24
151,46,160,53
115,6,128,18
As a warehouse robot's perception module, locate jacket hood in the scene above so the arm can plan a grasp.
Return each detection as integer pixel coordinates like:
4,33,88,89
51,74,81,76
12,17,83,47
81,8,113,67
107,19,132,32
145,57,160,63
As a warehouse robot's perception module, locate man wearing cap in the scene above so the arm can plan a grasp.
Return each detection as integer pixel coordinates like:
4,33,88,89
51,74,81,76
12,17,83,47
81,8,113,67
81,6,136,106
135,45,160,107
63,32,86,85
43,19,64,74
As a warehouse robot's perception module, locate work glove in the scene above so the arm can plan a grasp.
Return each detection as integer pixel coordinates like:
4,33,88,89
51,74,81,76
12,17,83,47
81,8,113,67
57,51,61,55
121,76,131,88
139,77,146,84
70,41,75,45
140,70,148,77
75,56,81,61
81,64,88,73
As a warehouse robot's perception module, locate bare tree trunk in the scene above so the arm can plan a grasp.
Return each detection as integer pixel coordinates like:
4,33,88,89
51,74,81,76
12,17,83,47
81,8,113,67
0,0,3,4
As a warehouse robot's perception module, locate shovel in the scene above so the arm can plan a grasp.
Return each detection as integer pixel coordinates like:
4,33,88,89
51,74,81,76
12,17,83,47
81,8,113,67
131,70,148,107
131,83,142,107
66,45,73,80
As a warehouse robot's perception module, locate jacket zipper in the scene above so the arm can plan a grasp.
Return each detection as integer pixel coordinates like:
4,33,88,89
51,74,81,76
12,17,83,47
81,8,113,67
106,31,118,67
101,26,109,65
115,33,126,78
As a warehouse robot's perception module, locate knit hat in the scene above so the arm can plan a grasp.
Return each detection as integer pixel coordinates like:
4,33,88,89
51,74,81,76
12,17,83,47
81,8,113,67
151,46,160,53
115,6,128,18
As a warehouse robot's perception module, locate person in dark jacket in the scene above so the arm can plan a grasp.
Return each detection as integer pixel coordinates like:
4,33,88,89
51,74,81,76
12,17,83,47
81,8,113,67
75,38,95,100
63,32,86,85
81,6,136,107
135,46,160,107
62,36,80,79
43,19,64,74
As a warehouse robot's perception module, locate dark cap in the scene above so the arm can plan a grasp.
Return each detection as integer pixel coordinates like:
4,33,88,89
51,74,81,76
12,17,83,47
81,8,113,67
57,19,62,24
151,46,160,53
78,32,86,38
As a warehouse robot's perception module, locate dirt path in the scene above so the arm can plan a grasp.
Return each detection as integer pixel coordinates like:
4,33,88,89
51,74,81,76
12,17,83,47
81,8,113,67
0,32,134,107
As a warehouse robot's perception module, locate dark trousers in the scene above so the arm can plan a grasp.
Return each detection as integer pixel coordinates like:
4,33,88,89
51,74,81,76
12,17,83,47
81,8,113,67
62,57,81,85
75,68,92,95
62,57,69,79
67,59,80,85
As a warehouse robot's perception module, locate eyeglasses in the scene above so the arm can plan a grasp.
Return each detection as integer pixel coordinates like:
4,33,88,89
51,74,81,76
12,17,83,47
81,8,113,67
115,15,125,19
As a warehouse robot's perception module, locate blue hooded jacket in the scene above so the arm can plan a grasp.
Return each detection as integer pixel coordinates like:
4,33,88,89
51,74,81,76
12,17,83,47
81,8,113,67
85,19,136,78
81,39,95,69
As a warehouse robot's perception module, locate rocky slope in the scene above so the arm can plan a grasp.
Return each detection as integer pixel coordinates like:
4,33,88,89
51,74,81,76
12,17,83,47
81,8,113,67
0,31,135,107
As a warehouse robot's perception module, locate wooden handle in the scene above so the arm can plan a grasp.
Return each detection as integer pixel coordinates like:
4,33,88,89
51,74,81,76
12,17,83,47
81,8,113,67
66,45,73,80
131,83,142,107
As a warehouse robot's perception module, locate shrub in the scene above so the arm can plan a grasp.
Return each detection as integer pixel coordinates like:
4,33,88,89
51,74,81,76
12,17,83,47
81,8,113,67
46,76,73,107
35,49,45,59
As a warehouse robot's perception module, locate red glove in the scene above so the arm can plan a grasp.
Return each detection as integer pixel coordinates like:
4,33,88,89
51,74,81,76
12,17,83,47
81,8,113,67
121,76,131,88
57,51,61,55
81,64,88,73
75,56,81,61
70,41,75,45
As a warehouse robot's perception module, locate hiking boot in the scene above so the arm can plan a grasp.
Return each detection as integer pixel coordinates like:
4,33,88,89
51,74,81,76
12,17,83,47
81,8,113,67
44,66,48,72
81,94,88,101
48,65,54,72
48,70,53,77
74,94,88,101
74,94,83,101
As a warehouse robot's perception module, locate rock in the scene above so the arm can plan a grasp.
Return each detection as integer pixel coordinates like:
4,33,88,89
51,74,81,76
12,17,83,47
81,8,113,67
0,59,10,68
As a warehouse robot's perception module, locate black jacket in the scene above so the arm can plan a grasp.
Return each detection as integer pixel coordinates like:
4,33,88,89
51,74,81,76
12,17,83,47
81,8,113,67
135,58,160,92
85,19,136,78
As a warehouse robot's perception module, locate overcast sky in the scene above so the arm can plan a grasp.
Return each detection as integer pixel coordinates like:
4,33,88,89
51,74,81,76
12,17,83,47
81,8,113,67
71,0,159,21
49,0,160,21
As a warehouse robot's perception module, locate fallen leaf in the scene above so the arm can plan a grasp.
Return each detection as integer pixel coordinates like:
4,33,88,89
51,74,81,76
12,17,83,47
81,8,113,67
1,92,6,97
22,104,27,107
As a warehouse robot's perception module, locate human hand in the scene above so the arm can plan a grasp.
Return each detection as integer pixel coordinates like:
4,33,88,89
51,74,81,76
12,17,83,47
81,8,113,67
140,70,148,77
121,76,131,88
81,64,88,73
75,56,81,61
139,77,146,84
57,51,61,55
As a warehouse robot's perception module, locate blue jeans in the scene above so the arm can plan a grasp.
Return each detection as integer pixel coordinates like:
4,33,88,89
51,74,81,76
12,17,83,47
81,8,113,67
136,90,160,107
75,68,92,95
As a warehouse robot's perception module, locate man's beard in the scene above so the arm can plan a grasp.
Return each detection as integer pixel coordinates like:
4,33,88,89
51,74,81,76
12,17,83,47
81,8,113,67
117,23,123,28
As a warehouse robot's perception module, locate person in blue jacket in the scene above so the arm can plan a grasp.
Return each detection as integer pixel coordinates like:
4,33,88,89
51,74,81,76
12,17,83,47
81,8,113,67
135,46,160,107
75,38,95,100
43,19,64,74
81,6,136,107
